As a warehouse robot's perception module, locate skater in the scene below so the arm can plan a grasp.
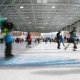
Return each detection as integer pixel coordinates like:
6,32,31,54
2,20,14,58
4,29,13,58
56,31,61,49
65,27,78,51
26,32,32,48
60,35,65,47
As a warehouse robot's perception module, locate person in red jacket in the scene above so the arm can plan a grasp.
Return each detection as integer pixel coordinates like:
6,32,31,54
26,32,31,48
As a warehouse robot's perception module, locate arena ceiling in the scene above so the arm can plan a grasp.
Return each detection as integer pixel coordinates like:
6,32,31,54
0,0,80,32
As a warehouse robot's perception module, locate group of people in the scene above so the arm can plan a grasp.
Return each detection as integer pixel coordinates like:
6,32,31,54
3,31,32,58
56,27,78,51
1,20,31,58
1,20,79,58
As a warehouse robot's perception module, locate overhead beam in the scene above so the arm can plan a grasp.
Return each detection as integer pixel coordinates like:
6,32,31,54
4,12,80,14
1,3,80,6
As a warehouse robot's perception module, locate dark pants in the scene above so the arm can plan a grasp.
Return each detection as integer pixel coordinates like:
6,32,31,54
57,40,60,49
5,42,12,57
28,41,31,45
73,41,77,49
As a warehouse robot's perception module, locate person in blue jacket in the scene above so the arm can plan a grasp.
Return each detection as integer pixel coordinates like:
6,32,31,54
70,27,78,51
65,27,78,51
60,35,65,47
4,29,13,58
2,20,14,58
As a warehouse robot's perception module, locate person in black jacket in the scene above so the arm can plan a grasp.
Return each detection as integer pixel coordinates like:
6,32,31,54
56,31,61,49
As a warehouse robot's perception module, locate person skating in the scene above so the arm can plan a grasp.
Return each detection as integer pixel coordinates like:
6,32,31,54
56,31,61,49
65,27,78,51
26,32,32,48
60,35,65,47
2,20,14,58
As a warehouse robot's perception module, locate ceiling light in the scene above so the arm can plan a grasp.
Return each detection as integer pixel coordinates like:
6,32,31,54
46,22,48,24
37,0,47,3
69,17,72,19
37,27,43,28
29,22,31,24
48,17,50,18
26,17,29,18
52,6,55,8
37,0,42,3
20,6,24,8
43,0,47,3
5,18,7,19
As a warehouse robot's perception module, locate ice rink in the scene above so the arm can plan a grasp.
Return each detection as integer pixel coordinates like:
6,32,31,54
0,42,80,80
